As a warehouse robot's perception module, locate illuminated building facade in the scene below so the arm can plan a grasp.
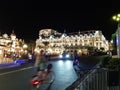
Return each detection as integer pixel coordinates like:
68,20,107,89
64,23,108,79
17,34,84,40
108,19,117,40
0,31,25,63
35,29,109,54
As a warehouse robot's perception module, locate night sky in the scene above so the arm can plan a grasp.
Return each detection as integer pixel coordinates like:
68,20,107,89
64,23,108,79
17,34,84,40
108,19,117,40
0,0,120,42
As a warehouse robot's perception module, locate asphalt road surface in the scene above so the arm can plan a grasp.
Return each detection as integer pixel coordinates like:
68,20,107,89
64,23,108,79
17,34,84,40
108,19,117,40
0,56,100,90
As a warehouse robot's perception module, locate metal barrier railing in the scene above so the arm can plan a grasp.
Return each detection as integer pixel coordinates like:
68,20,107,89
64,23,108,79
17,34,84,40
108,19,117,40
66,60,120,90
74,68,120,90
75,68,107,90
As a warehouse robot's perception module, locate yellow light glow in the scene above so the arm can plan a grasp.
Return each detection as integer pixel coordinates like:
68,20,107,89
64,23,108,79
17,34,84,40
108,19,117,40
112,16,116,20
117,14,120,17
23,44,28,49
116,18,120,21
112,14,120,21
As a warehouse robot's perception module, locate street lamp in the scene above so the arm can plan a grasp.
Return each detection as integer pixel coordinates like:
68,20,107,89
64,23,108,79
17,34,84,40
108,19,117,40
23,44,28,54
112,13,120,58
23,44,28,49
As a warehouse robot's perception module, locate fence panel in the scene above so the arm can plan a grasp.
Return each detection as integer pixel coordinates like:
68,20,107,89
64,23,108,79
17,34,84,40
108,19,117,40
74,68,120,90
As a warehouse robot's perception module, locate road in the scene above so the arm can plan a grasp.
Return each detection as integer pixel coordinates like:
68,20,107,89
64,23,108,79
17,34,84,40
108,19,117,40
0,56,100,90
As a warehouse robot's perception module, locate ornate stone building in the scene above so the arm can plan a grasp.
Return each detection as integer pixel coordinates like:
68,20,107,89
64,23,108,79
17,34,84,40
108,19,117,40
0,31,25,63
35,29,109,55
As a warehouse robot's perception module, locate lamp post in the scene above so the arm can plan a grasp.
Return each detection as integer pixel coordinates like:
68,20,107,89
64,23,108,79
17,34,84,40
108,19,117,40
112,13,120,58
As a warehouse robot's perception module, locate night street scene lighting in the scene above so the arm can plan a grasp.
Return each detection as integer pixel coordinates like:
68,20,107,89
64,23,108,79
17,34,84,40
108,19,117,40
112,13,120,58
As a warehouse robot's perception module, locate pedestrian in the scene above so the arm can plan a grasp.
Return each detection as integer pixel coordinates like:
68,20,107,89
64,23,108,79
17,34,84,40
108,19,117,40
73,50,79,61
38,50,47,71
45,51,50,61
34,50,47,73
73,50,80,71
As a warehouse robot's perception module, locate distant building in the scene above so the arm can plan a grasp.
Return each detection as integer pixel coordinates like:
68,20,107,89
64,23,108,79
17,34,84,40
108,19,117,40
0,31,25,60
35,29,109,55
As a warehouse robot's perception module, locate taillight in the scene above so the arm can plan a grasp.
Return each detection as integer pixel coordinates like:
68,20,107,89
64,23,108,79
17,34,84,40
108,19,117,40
31,80,39,85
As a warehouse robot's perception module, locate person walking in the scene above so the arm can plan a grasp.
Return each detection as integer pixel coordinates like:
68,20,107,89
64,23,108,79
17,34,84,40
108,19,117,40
38,50,47,71
45,51,50,61
73,50,80,72
73,50,79,61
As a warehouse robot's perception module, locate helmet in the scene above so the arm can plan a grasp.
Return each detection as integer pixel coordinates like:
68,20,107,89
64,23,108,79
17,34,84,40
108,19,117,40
47,64,52,70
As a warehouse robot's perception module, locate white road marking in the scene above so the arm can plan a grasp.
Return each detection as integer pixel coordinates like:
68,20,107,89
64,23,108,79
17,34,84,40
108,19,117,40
0,66,33,76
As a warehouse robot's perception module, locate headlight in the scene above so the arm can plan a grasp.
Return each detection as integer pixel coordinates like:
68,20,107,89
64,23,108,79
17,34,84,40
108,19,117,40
65,54,70,58
59,54,63,58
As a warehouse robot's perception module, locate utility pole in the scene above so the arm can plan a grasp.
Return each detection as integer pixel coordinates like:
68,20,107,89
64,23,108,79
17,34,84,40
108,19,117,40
112,14,120,58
